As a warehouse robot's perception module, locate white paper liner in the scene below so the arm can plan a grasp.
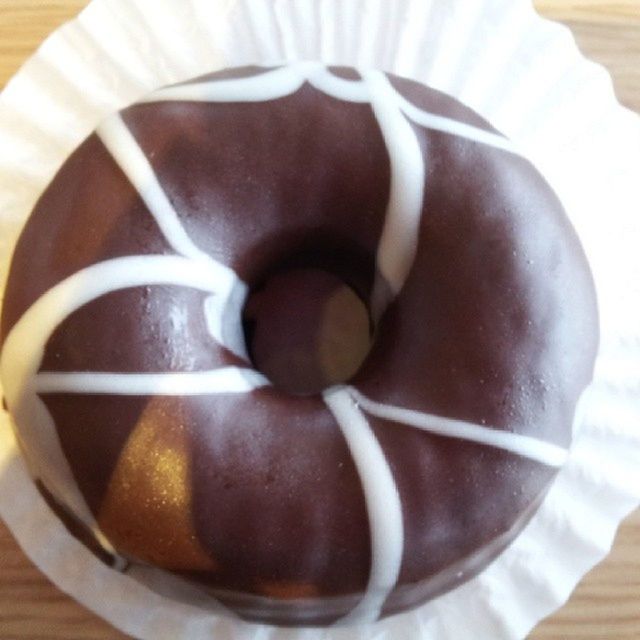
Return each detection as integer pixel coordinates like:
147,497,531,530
1,0,639,638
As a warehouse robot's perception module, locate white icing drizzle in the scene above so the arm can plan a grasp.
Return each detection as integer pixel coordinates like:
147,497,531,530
397,95,519,154
12,391,96,530
361,70,426,319
143,63,370,106
203,282,250,363
97,115,249,361
98,116,216,265
139,64,309,104
0,64,567,624
348,387,569,468
0,254,252,534
142,63,515,154
138,63,515,315
35,368,269,396
1,254,239,411
306,68,370,103
323,387,404,625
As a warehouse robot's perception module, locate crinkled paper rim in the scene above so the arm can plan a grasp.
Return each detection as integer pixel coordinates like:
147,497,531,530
0,1,639,638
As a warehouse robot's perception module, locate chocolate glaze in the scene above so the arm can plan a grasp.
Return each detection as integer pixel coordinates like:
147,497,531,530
0,65,598,626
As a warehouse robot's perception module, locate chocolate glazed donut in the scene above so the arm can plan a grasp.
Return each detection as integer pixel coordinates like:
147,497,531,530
0,64,598,626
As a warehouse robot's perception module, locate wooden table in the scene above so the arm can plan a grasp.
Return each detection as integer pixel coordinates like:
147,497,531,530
0,1,639,638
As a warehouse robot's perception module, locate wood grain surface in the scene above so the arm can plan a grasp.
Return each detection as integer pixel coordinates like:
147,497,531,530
0,1,639,639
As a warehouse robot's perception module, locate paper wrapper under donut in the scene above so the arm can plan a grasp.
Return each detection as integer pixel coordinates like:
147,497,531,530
0,1,639,638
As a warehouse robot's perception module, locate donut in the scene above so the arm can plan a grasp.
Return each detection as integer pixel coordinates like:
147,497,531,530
0,63,598,626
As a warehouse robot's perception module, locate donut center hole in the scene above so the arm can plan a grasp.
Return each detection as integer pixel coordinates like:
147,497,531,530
243,268,373,395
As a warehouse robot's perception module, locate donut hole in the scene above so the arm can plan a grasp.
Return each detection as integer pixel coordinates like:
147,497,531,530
242,268,373,395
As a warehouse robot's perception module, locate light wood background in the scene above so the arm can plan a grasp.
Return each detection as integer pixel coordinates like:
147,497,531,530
0,1,639,638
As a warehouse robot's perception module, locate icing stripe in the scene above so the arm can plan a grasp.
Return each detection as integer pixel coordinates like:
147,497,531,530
1,254,235,410
142,63,518,155
136,63,516,315
35,368,269,396
306,68,370,103
143,63,372,105
362,70,426,318
97,116,249,360
0,254,247,537
398,95,519,154
348,388,569,468
98,116,216,265
11,393,97,532
203,285,250,362
140,65,308,104
323,387,404,625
